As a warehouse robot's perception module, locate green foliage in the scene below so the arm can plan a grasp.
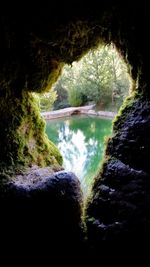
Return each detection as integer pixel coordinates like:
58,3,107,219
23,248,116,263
34,88,58,112
53,80,70,110
68,87,83,107
54,44,131,111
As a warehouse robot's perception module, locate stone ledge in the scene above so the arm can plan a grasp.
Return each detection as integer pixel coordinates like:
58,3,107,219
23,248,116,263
41,105,116,120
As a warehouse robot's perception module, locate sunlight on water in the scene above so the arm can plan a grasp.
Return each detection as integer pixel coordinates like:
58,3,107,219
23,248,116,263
58,128,87,178
46,115,112,195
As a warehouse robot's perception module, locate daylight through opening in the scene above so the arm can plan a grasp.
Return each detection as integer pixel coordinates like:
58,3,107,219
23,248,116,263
35,44,133,196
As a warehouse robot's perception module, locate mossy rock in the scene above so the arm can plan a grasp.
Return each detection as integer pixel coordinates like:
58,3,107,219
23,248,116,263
0,90,63,172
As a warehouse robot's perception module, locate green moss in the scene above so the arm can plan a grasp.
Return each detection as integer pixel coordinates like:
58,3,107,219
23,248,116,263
0,90,63,174
28,60,64,94
0,5,149,178
44,62,64,93
112,91,143,132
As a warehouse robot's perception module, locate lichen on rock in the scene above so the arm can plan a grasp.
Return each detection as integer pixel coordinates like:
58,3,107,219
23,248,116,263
0,89,63,173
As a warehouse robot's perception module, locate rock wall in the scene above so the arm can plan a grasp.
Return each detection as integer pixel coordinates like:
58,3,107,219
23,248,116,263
0,169,84,261
0,2,150,260
0,3,149,171
86,92,150,243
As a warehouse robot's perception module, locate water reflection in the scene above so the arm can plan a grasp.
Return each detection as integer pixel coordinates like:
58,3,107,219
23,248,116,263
46,115,112,193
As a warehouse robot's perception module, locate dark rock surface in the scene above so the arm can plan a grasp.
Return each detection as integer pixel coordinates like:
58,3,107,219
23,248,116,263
107,98,150,173
0,3,150,262
86,97,150,248
0,170,83,257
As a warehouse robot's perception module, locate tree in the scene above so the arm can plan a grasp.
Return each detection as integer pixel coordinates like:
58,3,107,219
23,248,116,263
53,79,69,110
60,63,84,107
107,45,130,109
49,44,131,111
68,86,83,106
79,47,114,107
33,87,57,112
77,45,131,110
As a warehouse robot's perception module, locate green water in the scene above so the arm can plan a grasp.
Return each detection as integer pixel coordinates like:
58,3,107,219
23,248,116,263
46,115,112,193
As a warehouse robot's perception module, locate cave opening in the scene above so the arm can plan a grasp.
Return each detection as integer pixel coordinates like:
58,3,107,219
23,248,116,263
0,4,150,258
35,43,133,198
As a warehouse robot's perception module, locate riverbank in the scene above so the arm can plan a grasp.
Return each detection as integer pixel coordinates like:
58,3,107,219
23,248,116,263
41,105,117,120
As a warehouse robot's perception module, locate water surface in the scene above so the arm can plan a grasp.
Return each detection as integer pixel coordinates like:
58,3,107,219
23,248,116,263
46,115,112,193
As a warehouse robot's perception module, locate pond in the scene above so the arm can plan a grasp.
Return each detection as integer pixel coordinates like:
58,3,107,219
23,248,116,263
46,115,112,195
